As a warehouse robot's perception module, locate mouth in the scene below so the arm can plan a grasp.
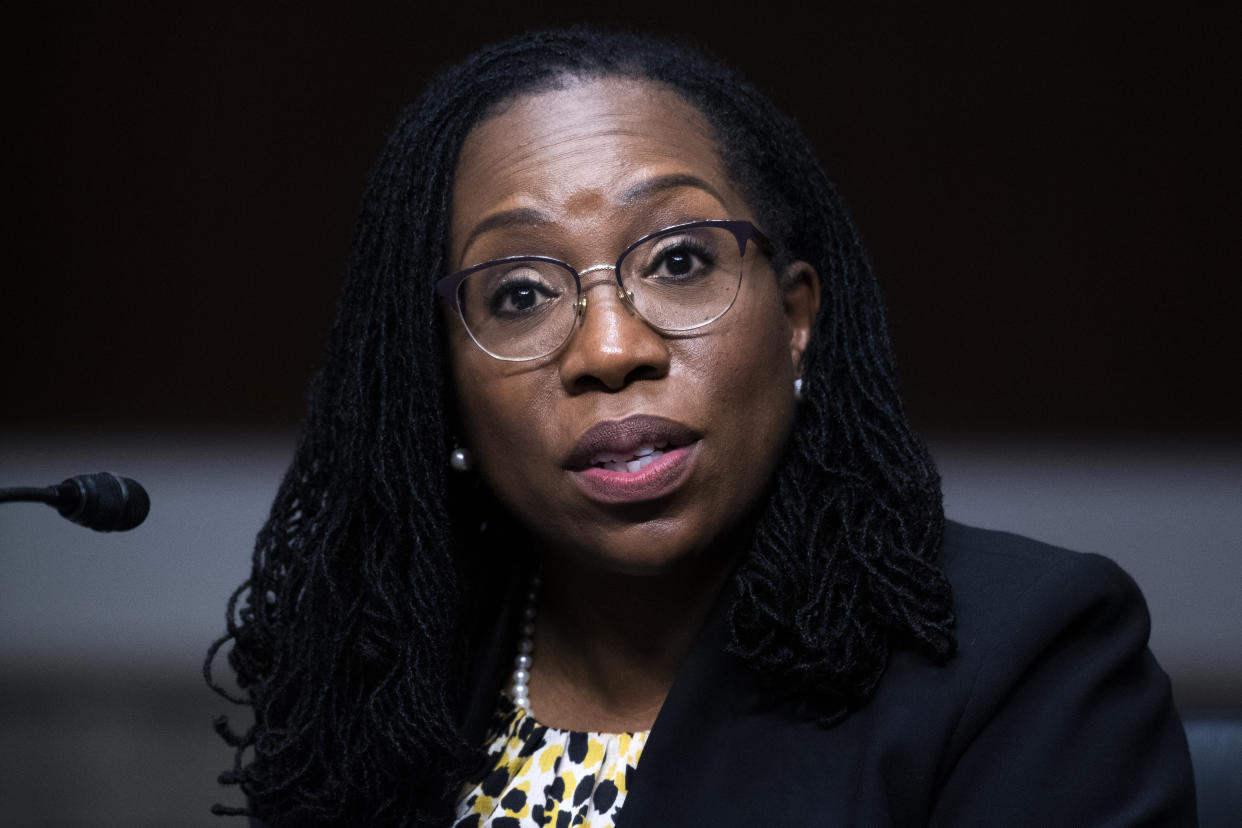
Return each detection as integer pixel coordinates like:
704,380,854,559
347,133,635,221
566,415,703,505
585,442,674,473
565,415,701,472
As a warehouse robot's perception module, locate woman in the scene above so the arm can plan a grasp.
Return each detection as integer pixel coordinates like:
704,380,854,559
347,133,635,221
208,27,1196,827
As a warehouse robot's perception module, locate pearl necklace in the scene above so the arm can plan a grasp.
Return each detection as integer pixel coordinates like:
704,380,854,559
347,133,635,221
509,571,541,713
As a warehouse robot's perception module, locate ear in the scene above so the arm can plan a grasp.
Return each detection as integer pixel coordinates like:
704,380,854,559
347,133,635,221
781,260,820,375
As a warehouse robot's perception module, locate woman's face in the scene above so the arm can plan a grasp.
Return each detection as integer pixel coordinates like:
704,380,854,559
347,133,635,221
446,76,818,576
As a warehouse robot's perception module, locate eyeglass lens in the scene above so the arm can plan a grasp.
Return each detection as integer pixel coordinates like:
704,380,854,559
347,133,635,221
456,225,747,361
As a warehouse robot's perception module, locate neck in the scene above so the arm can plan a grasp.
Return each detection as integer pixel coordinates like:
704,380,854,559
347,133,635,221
527,548,738,732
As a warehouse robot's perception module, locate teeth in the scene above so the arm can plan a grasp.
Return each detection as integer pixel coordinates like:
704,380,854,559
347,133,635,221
588,442,669,469
596,449,666,473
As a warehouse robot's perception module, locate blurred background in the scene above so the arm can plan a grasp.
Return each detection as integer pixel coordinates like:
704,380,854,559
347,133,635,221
2,3,1238,825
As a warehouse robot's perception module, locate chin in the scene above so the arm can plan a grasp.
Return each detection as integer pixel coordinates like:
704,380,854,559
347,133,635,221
539,514,737,578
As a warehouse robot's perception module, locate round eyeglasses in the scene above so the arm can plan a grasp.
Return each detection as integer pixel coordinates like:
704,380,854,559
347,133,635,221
436,219,774,361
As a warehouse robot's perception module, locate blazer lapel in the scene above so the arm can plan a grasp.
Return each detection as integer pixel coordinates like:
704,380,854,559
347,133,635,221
616,578,766,825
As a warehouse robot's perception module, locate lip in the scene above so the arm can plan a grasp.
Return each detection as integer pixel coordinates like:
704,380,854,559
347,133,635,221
566,414,703,505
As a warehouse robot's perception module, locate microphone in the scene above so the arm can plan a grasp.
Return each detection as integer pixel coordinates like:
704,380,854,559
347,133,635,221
0,472,151,531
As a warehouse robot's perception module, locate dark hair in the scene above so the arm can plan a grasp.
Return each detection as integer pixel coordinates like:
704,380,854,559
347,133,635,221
207,25,954,827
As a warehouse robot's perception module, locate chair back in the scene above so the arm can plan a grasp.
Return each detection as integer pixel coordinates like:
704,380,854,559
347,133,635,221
1181,706,1242,828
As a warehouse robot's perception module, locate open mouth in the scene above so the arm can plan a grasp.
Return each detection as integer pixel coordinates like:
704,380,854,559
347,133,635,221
570,435,701,505
587,442,671,473
564,415,702,478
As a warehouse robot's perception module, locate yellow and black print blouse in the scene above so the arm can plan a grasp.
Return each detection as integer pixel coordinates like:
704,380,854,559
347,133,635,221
454,699,647,828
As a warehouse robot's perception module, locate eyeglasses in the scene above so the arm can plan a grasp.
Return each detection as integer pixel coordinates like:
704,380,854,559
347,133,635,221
436,219,773,361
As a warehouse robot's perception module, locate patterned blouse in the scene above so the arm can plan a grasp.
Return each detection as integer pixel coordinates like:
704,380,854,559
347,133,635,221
454,698,648,827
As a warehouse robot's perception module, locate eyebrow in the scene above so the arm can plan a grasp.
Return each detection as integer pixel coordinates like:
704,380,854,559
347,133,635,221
458,173,728,264
618,173,728,206
459,206,553,264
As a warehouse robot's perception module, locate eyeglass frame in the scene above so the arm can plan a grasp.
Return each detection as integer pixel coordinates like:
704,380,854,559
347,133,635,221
435,219,775,362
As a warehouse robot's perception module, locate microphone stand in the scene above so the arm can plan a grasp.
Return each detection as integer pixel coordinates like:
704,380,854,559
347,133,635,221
0,485,63,505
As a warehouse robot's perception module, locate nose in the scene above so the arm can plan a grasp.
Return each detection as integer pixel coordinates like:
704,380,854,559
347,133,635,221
558,276,670,393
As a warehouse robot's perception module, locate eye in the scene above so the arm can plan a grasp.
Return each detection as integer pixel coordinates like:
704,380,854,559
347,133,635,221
645,237,717,282
484,267,563,318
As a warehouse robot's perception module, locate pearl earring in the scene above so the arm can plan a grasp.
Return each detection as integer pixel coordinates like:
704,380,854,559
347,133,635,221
794,377,804,401
449,445,473,472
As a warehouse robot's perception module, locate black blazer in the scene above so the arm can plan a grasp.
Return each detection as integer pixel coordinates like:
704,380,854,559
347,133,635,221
251,522,1196,825
462,521,1197,826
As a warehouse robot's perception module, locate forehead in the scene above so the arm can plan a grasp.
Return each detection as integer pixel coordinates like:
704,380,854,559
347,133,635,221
450,77,748,264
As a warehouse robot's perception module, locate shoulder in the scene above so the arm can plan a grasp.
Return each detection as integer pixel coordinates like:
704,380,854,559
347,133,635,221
933,519,1157,723
937,519,1150,654
939,518,1141,604
876,519,1160,724
914,521,1196,825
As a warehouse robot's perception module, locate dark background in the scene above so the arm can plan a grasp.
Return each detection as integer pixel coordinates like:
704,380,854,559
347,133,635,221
2,6,1238,825
5,2,1239,436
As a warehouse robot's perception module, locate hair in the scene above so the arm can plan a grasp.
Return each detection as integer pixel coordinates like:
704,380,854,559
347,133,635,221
206,25,955,827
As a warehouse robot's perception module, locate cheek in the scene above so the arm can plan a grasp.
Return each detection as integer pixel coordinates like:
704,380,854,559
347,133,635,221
449,320,530,441
710,289,796,417
685,290,798,481
449,345,562,504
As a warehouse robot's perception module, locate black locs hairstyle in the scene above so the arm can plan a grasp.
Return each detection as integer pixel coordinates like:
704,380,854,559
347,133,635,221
207,26,955,827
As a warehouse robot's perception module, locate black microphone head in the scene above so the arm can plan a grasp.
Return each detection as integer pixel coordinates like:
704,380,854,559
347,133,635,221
56,472,150,532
